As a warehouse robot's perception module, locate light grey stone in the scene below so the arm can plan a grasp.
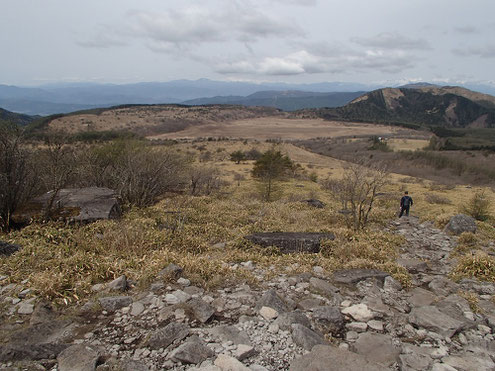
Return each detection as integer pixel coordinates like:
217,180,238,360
342,304,374,322
57,344,101,371
214,354,250,371
289,345,384,371
353,333,401,367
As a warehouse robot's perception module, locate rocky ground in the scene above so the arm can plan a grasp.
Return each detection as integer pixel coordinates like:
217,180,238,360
1,216,495,371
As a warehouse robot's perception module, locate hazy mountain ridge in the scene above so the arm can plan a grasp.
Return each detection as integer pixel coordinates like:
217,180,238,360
182,90,365,111
0,79,378,115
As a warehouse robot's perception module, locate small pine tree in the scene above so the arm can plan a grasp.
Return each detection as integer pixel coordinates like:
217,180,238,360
251,149,294,201
230,150,246,164
462,190,491,221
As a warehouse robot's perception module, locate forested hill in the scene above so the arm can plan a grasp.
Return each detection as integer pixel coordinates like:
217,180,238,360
311,86,495,129
0,107,37,126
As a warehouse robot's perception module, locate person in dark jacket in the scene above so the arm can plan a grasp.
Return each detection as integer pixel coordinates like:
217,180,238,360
399,191,413,217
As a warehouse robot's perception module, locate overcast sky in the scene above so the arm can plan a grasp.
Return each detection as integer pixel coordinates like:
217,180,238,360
2,0,494,86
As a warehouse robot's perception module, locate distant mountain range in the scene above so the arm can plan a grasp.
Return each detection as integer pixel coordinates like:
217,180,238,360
312,85,495,129
0,79,378,116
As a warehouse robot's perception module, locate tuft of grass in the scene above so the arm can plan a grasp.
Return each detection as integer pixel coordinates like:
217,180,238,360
451,251,495,282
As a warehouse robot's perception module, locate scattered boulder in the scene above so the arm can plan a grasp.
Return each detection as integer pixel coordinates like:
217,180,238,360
290,324,327,350
214,354,250,371
353,333,401,367
312,306,345,336
409,306,466,338
107,275,128,292
245,232,335,254
0,241,20,257
273,311,312,331
444,214,477,235
186,298,215,323
98,296,132,313
157,263,183,279
171,338,215,364
342,304,374,322
209,325,252,346
145,322,189,350
255,289,289,313
302,199,325,208
289,345,384,371
57,344,102,371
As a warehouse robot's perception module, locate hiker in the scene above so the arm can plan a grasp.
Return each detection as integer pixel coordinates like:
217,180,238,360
399,191,413,217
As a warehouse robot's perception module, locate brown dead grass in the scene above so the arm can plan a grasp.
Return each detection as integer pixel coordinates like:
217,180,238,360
151,117,398,141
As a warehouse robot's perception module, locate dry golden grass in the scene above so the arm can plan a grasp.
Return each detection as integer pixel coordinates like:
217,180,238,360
2,140,495,306
151,117,398,141
388,138,429,151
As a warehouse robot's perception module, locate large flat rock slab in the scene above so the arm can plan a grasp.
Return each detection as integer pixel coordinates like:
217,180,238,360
16,187,120,223
409,306,466,338
245,232,335,254
289,345,384,371
332,269,389,285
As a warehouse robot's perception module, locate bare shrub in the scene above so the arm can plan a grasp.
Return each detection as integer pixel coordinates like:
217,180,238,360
424,193,451,205
323,162,389,230
0,124,37,231
79,140,190,207
189,166,224,196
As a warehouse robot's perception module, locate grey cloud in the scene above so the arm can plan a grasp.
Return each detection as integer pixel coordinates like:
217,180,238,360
351,32,431,50
454,26,478,34
127,5,303,50
270,0,317,6
76,26,128,48
452,45,495,58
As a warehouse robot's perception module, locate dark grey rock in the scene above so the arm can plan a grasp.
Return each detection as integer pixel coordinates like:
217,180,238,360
146,322,189,350
436,294,473,323
157,263,183,279
312,306,345,336
107,275,127,292
0,343,68,362
57,344,102,371
245,232,335,254
409,306,466,338
428,277,459,297
396,258,428,273
0,241,20,256
274,311,312,331
96,358,149,371
255,289,289,313
291,324,327,350
444,214,477,235
406,287,438,307
98,296,132,313
289,345,383,371
302,199,325,208
209,325,251,346
332,269,389,285
186,298,215,323
309,277,339,298
353,333,401,367
171,339,215,364
297,297,324,311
